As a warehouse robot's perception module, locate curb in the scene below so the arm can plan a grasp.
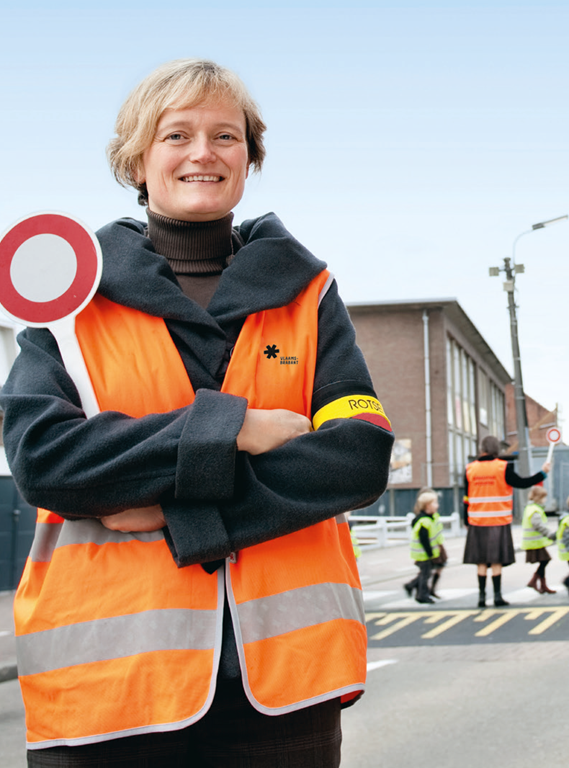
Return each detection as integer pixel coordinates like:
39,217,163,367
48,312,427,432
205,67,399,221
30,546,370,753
0,664,17,684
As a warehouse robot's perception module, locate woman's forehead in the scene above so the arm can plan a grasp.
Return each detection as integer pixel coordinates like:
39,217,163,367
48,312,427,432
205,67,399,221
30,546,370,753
156,98,246,129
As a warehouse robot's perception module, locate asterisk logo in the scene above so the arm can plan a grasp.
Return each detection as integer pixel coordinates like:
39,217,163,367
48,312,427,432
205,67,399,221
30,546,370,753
264,344,279,359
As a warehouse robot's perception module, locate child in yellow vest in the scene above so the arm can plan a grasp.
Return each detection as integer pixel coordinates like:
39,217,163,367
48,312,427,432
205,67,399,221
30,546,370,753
557,495,569,596
404,490,441,604
522,485,557,594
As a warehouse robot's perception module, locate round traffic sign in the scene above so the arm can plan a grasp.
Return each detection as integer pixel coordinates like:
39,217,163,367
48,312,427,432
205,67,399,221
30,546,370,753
0,212,102,326
546,427,561,445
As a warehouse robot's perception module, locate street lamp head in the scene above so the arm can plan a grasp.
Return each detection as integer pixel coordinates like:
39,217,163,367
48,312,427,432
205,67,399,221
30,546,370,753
532,214,569,230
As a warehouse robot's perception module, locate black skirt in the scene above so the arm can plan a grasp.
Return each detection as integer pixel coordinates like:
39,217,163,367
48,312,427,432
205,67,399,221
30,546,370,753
526,547,551,564
463,524,515,566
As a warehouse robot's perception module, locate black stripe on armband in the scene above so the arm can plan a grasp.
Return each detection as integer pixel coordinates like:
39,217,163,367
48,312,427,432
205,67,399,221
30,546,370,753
312,380,377,415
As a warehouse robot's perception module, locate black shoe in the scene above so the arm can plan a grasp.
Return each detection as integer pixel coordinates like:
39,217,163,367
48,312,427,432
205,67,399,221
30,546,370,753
416,596,435,604
478,595,486,608
494,594,509,607
430,589,442,599
404,583,414,597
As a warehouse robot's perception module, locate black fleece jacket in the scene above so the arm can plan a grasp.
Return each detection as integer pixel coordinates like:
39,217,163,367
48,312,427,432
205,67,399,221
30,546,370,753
1,212,394,568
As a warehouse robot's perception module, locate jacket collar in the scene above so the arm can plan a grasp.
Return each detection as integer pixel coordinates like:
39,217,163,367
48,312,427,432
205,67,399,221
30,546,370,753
95,212,326,330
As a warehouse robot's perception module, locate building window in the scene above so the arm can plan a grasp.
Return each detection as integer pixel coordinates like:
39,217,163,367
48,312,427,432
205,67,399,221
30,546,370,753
447,336,478,482
479,370,489,426
490,381,505,441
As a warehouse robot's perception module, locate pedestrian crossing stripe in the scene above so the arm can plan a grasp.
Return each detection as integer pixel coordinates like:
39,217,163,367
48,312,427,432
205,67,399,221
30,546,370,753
366,607,569,641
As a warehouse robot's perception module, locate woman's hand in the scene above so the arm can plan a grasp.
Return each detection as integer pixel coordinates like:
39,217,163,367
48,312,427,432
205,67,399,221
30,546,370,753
101,504,166,532
236,408,312,455
542,461,552,474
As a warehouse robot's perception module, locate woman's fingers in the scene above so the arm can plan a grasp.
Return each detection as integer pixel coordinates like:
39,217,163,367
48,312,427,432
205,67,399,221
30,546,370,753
236,409,312,455
101,504,166,532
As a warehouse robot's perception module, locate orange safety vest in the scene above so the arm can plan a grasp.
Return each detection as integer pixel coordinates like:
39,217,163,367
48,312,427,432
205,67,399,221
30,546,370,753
15,269,368,749
465,458,513,526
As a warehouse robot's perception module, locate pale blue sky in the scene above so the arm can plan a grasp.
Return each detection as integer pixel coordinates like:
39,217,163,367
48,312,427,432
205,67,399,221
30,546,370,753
2,2,569,427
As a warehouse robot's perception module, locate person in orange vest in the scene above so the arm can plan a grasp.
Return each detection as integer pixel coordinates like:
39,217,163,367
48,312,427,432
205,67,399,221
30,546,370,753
463,435,550,608
0,59,394,767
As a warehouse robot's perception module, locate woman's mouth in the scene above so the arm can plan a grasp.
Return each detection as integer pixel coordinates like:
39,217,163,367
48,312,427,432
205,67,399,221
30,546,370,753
179,175,223,182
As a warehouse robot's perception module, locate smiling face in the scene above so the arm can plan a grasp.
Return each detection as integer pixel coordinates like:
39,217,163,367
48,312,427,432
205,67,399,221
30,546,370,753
139,98,249,222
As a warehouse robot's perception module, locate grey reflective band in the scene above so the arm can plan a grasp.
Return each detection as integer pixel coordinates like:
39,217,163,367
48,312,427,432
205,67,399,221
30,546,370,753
335,513,347,524
237,582,364,645
469,496,513,504
28,519,164,563
17,607,217,676
30,523,64,562
318,271,335,307
468,510,513,518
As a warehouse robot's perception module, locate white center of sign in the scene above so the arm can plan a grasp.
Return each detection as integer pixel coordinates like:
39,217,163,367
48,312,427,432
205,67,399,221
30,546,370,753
10,234,78,303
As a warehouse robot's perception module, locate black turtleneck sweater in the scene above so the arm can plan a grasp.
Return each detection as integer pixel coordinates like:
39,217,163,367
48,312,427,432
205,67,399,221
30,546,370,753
146,209,244,309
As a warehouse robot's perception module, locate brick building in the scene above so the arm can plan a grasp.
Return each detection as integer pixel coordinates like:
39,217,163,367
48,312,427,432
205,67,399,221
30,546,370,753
347,299,511,513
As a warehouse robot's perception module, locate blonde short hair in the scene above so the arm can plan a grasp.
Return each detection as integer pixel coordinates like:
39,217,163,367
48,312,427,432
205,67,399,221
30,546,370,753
107,59,266,204
414,491,438,514
528,485,547,503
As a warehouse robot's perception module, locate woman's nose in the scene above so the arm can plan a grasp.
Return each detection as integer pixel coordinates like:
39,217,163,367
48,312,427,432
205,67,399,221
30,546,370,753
188,136,216,163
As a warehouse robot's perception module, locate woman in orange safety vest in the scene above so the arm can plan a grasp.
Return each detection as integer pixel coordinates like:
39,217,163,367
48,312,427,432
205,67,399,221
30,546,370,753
463,435,549,608
0,59,394,767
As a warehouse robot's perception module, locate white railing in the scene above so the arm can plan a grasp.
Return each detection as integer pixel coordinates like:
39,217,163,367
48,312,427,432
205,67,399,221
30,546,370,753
350,512,462,549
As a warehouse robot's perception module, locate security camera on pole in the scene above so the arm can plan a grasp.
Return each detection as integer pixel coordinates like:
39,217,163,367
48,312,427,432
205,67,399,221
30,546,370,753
489,214,568,512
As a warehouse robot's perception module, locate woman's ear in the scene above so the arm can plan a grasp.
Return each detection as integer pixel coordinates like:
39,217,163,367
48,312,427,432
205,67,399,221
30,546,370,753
133,158,146,184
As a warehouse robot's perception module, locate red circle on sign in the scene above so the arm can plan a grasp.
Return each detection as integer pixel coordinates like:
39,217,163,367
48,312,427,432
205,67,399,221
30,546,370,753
0,213,100,324
546,427,561,444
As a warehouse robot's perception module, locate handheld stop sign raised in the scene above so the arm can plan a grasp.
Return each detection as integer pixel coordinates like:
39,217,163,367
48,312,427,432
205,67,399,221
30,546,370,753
0,212,102,417
546,427,562,464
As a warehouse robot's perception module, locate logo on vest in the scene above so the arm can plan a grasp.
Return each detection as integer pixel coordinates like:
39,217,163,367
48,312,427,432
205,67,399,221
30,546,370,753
264,344,279,359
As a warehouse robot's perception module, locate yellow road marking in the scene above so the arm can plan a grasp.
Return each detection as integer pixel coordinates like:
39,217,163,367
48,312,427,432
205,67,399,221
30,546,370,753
421,610,479,639
474,610,519,637
526,607,569,635
368,612,425,640
365,607,569,641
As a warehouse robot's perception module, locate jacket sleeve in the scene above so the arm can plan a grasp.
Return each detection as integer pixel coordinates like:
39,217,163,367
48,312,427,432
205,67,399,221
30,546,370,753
529,512,555,541
163,280,394,567
418,525,433,558
505,464,546,489
0,327,247,516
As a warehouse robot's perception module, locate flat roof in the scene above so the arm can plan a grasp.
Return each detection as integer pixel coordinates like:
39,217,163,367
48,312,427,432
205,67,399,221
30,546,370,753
347,298,512,385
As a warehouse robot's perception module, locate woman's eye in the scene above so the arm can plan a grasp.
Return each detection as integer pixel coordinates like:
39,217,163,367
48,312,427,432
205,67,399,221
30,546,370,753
164,133,185,142
217,133,234,141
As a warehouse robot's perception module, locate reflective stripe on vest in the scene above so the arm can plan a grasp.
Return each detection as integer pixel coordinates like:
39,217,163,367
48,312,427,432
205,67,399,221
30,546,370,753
557,516,569,561
410,516,440,562
521,503,553,550
432,513,444,547
16,269,368,748
466,459,513,526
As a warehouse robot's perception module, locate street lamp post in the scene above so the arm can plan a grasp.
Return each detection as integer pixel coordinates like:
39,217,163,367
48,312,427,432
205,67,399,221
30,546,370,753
489,215,568,482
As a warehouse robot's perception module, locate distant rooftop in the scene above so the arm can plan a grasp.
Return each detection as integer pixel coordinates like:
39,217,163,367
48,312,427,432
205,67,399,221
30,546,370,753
347,297,512,386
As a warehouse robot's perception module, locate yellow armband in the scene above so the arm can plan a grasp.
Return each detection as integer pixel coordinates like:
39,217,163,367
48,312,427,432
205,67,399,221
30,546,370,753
312,395,392,431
